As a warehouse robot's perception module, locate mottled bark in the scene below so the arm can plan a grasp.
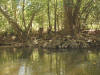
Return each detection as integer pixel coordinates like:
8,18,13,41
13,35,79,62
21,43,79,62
63,0,74,35
63,0,82,35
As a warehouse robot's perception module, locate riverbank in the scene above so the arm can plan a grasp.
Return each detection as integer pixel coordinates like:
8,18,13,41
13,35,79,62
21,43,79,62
0,32,100,49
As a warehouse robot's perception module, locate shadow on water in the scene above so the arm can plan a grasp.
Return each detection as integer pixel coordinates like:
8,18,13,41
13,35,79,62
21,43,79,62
0,47,100,75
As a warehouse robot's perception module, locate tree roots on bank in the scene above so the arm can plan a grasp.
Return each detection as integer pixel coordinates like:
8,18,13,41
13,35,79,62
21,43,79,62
32,33,100,49
0,33,100,49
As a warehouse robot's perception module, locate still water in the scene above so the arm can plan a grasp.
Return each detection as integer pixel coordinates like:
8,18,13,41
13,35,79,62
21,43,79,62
0,47,100,75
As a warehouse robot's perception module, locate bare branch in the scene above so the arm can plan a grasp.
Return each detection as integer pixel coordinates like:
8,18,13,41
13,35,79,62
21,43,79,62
0,6,23,32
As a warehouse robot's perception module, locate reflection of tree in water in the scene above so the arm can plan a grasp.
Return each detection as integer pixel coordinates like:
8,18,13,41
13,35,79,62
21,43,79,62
19,47,33,59
41,50,100,75
64,50,100,75
30,49,100,75
0,48,100,75
0,47,19,64
0,47,34,64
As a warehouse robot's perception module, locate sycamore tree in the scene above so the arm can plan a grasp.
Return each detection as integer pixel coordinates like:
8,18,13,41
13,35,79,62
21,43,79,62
63,0,99,35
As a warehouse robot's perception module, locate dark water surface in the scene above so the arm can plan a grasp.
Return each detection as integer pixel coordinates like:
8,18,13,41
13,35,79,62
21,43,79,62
0,47,100,75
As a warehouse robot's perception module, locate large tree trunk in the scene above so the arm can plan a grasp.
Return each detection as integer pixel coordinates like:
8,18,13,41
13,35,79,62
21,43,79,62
63,0,74,35
63,0,82,36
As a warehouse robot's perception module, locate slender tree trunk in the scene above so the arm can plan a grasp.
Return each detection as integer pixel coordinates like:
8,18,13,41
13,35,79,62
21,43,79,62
57,14,59,31
25,12,35,40
22,0,26,30
47,0,51,30
54,0,57,32
11,0,17,21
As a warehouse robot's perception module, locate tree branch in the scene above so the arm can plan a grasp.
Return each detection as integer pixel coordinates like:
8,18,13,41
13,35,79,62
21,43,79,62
0,6,23,32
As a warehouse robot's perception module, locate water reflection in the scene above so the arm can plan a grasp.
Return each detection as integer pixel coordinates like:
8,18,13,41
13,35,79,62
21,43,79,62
0,47,100,75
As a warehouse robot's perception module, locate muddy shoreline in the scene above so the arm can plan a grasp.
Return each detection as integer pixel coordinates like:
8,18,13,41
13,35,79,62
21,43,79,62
0,35,100,49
